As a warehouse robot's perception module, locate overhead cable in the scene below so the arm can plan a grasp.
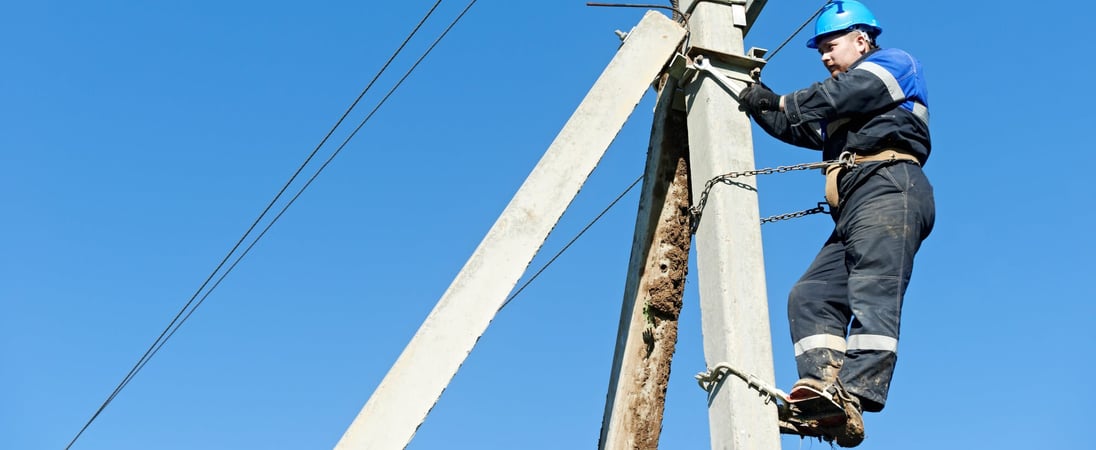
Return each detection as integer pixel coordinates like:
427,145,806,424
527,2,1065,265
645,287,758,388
762,0,831,62
129,0,482,383
63,2,470,448
499,174,643,311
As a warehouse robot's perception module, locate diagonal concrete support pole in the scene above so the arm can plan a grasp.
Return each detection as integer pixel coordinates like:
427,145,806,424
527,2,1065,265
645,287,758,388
334,12,686,450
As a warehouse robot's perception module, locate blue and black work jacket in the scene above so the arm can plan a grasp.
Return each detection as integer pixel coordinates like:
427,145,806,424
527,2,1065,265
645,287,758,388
752,48,931,164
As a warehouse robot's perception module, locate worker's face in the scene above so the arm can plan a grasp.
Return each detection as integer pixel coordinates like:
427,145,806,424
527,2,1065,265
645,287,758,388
817,31,871,78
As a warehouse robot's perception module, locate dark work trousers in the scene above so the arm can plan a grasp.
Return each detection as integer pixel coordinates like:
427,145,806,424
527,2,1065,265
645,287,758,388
787,160,935,413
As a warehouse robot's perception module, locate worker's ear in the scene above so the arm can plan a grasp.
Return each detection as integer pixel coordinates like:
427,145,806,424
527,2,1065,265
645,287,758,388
854,32,873,53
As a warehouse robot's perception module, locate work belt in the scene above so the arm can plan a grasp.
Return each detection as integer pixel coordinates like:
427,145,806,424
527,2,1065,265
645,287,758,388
824,149,921,209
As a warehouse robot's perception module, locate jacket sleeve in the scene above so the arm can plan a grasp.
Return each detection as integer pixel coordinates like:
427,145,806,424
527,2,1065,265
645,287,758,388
750,106,825,150
783,52,916,126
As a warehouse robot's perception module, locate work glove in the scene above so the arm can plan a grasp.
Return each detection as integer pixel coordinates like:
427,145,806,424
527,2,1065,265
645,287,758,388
738,82,781,113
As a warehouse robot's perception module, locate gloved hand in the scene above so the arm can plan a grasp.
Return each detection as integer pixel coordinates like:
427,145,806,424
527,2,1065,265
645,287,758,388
738,83,781,113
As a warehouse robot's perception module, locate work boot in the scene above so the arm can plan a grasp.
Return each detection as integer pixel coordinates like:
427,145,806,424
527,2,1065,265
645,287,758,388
822,380,864,448
785,378,865,448
832,394,864,447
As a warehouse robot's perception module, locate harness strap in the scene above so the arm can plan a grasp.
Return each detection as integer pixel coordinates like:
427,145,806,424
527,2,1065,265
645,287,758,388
824,150,920,209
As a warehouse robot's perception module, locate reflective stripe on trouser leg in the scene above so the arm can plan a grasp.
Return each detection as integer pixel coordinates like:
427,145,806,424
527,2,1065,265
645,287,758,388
794,334,847,356
836,162,934,412
788,234,852,383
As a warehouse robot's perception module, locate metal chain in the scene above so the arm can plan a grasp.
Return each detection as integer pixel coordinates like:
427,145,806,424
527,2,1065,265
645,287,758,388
760,202,829,224
690,159,841,228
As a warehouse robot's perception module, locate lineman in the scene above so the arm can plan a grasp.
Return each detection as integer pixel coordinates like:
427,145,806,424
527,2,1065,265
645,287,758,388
738,1,935,446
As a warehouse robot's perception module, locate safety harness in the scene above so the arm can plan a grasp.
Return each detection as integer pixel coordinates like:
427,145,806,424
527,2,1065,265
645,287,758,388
824,149,920,209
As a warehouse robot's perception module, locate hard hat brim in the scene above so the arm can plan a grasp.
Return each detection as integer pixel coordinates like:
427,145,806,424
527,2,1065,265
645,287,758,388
806,26,881,49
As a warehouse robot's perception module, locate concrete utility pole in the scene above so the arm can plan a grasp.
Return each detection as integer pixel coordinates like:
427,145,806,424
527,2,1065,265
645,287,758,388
600,1,779,448
596,1,775,448
334,12,686,450
681,0,780,449
338,3,778,448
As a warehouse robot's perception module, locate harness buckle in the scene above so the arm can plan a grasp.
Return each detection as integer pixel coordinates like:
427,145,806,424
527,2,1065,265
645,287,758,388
837,151,857,169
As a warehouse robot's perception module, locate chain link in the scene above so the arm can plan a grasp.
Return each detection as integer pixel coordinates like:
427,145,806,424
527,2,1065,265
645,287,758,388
690,159,843,230
760,202,829,224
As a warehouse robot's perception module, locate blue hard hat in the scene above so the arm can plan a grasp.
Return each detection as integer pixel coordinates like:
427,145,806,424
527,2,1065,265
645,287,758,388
806,0,882,49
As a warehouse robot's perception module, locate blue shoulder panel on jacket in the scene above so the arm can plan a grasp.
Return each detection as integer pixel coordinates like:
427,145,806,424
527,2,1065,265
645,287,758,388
861,48,929,110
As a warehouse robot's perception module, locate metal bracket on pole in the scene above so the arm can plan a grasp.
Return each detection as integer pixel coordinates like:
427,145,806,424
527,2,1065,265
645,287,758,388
696,362,788,406
663,53,692,112
684,48,767,96
731,3,747,28
666,53,691,81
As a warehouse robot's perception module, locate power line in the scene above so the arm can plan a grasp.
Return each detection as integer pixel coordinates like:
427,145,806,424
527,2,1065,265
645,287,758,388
499,174,643,311
762,0,831,62
130,0,481,385
64,2,464,448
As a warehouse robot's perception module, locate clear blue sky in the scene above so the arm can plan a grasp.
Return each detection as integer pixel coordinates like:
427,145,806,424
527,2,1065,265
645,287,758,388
4,1,1092,449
